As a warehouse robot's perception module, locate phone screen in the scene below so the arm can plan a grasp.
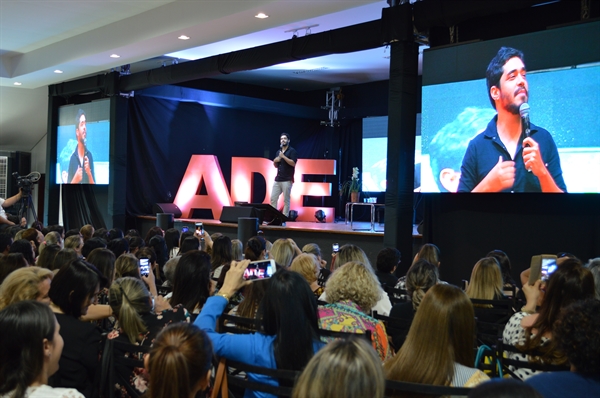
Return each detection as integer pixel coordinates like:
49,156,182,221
139,258,150,277
195,222,203,235
541,258,558,281
243,260,275,281
181,226,189,233
332,243,339,253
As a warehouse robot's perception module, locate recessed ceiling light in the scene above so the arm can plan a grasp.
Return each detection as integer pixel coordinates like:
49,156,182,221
110,54,120,58
178,35,190,40
255,12,268,19
54,69,63,74
13,82,22,86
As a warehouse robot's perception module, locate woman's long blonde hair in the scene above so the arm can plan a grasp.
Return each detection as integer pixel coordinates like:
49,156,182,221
465,257,503,300
384,284,475,390
108,277,151,343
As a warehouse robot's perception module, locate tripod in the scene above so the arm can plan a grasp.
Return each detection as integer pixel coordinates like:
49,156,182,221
17,189,39,227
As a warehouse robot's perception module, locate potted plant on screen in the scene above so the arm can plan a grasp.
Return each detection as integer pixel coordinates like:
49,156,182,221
340,167,361,203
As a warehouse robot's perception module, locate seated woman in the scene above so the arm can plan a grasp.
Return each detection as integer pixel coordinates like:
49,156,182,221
290,253,323,298
115,253,159,299
270,238,300,269
502,259,595,380
169,250,213,320
466,256,513,325
388,259,438,350
211,235,232,280
9,239,36,265
293,337,385,398
486,249,519,296
145,323,213,398
321,244,392,315
319,261,391,361
196,263,324,398
244,236,267,261
384,284,489,388
0,266,53,309
47,260,102,397
107,277,190,397
0,252,28,284
0,300,84,398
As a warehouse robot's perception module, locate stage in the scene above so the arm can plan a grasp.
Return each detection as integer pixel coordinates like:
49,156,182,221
136,216,422,268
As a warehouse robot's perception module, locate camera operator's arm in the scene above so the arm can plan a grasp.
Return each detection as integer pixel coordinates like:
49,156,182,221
0,190,23,225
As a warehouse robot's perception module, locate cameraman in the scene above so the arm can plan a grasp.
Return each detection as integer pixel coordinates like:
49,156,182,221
0,190,27,230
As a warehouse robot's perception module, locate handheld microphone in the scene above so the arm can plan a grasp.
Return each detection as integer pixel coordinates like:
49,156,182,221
520,103,532,172
519,103,531,140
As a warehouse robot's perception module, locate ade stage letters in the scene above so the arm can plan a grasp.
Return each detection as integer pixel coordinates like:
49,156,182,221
173,155,336,222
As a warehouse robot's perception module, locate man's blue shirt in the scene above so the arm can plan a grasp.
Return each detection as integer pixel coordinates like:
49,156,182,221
457,115,566,192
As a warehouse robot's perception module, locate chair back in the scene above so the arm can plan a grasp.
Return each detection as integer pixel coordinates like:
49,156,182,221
471,298,515,325
499,342,570,380
217,313,261,334
100,336,150,398
383,285,410,305
385,379,472,397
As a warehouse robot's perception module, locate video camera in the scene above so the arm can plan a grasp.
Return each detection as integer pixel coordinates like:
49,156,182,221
12,172,41,195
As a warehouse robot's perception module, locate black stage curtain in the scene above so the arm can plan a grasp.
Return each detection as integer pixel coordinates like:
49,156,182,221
61,184,106,231
422,193,600,287
125,95,360,218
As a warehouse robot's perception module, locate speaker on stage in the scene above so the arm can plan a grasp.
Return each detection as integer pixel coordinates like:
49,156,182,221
156,213,174,230
220,206,261,224
238,217,259,247
153,203,182,218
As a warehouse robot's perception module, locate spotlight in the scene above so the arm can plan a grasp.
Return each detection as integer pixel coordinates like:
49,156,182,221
315,210,326,223
288,210,298,221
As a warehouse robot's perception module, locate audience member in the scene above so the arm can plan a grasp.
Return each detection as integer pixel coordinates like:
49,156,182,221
231,239,243,261
145,323,213,398
92,228,108,241
39,231,63,255
0,300,85,398
148,235,168,280
290,253,323,298
86,248,116,285
270,238,298,269
384,284,489,388
9,238,36,265
0,233,13,255
144,226,163,245
525,299,600,397
196,265,324,398
115,253,159,299
64,235,83,257
466,257,505,300
244,236,266,261
164,228,180,259
107,228,124,241
0,266,53,310
319,261,391,361
503,259,594,379
0,252,28,284
293,337,385,398
229,278,270,321
374,247,400,288
388,259,438,350
48,260,101,397
81,237,106,259
80,225,94,242
64,228,81,238
179,236,200,256
162,256,179,289
395,243,445,294
127,236,145,256
22,227,44,256
301,242,328,269
585,257,600,299
107,277,189,397
36,243,61,270
169,250,213,318
53,249,78,272
487,249,518,289
211,235,232,279
107,238,129,258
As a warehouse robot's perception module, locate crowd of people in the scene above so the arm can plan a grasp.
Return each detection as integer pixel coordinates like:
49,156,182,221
0,220,599,398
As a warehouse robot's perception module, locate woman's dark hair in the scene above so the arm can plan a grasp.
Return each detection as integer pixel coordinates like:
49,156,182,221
107,238,129,258
486,249,515,286
53,248,78,271
127,236,145,253
148,235,168,268
0,300,56,398
9,239,35,265
0,253,27,285
170,251,212,313
86,248,116,283
49,259,100,318
147,323,213,398
521,259,595,363
145,226,163,245
35,244,61,270
258,269,320,372
179,231,194,246
211,235,232,272
245,236,266,261
136,246,157,265
93,228,109,241
237,279,270,319
82,237,107,259
125,229,141,238
107,228,124,241
164,228,180,253
179,236,200,255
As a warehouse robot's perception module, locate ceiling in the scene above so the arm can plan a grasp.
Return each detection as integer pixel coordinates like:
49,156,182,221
0,0,395,152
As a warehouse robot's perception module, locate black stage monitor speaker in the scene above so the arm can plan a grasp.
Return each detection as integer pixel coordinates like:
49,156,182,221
220,206,262,224
153,203,182,218
239,203,289,226
156,213,174,230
